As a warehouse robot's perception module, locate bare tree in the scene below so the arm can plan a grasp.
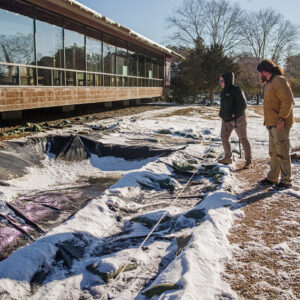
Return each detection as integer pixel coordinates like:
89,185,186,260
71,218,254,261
167,0,244,53
167,0,208,48
0,33,34,65
272,19,298,63
206,0,244,53
241,9,298,63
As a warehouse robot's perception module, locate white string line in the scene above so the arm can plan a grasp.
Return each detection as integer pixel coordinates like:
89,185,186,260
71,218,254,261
100,141,216,300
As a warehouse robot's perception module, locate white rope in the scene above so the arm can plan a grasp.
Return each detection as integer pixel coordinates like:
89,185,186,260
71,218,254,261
99,141,216,300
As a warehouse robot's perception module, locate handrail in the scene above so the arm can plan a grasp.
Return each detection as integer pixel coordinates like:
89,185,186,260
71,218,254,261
0,62,163,80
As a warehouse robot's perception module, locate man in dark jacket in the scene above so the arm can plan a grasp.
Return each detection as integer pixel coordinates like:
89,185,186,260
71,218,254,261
218,72,252,168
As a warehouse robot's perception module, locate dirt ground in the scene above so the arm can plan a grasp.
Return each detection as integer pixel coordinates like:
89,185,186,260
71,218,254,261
223,158,300,299
0,102,163,141
222,105,300,299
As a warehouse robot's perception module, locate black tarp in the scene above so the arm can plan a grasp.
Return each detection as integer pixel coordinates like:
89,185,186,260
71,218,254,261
0,180,117,261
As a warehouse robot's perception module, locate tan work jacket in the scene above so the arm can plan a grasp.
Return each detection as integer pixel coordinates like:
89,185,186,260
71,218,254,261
263,75,294,126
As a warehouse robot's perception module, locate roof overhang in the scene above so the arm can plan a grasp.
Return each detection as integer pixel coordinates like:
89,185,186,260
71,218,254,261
24,0,184,60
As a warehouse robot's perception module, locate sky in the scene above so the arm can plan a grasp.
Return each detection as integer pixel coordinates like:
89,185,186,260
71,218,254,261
76,0,300,46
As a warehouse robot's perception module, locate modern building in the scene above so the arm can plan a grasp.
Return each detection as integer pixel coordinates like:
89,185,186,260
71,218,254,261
0,0,182,119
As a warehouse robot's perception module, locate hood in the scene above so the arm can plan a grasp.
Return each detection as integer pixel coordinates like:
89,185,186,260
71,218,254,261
221,72,234,88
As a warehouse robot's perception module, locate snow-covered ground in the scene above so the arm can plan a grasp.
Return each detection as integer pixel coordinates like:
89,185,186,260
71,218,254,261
0,104,299,300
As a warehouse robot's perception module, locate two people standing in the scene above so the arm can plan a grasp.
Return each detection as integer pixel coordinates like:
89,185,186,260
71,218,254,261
218,59,294,189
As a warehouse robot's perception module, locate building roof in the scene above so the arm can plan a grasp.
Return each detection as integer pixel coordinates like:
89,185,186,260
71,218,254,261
25,0,184,59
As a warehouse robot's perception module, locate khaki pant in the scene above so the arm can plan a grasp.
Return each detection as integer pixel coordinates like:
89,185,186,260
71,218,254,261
221,113,252,160
267,125,292,184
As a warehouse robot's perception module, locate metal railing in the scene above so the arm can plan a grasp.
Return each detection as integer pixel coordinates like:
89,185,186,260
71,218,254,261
0,62,164,88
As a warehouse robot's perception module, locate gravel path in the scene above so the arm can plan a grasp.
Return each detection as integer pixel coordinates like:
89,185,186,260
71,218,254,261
223,158,300,299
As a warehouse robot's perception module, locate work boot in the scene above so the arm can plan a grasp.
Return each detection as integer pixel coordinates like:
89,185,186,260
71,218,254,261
218,157,232,165
243,159,252,169
274,182,292,190
258,178,276,186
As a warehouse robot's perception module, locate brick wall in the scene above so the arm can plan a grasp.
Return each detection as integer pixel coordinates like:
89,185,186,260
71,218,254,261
0,87,165,112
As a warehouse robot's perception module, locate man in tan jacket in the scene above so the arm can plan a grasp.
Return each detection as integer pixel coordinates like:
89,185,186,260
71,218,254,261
257,59,294,189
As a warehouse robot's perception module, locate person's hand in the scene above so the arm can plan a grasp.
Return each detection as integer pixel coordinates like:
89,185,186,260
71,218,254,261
276,119,284,130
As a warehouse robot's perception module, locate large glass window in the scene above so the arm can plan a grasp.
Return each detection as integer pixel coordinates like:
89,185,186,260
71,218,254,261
86,28,102,72
0,0,168,88
0,1,34,65
64,19,85,70
36,9,63,68
103,34,115,74
116,39,127,76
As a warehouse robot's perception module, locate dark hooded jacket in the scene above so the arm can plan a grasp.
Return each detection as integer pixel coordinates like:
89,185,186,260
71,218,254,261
219,72,247,122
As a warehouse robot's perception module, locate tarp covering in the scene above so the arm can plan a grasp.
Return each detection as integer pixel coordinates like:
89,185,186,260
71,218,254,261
0,137,47,180
0,180,117,261
0,134,178,260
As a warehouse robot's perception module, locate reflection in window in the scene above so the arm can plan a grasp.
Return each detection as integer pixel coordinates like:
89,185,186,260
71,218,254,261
86,73,95,86
53,70,64,86
38,68,51,85
159,59,164,79
86,28,102,72
0,65,18,85
64,19,85,70
104,75,110,86
111,76,116,86
77,73,85,86
66,71,76,86
145,57,153,78
116,39,127,76
132,78,137,87
117,76,127,87
128,50,137,76
152,59,159,78
128,43,138,76
36,9,63,68
95,74,102,86
0,2,34,65
103,34,115,74
0,1,168,88
137,53,145,77
20,67,35,85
